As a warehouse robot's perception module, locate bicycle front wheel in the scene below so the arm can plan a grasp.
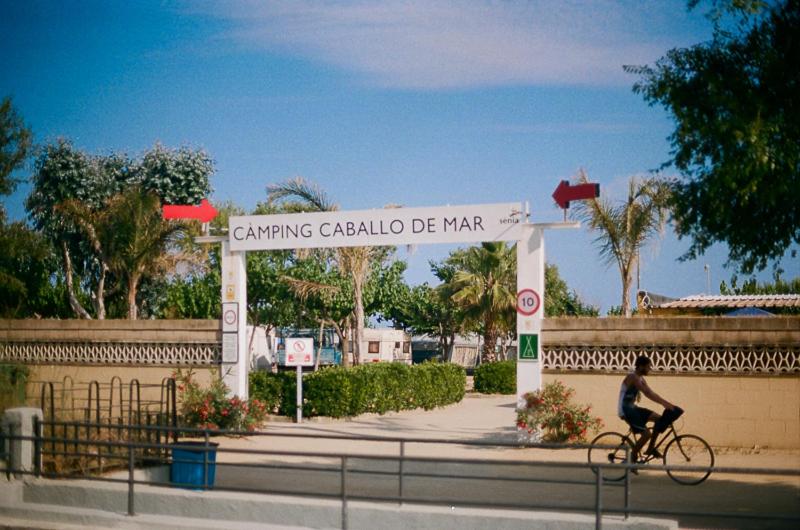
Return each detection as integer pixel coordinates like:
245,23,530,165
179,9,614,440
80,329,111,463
588,432,634,482
664,434,714,485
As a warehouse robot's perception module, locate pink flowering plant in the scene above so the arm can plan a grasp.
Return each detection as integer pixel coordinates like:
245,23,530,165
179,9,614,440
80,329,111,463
516,380,603,443
174,369,267,432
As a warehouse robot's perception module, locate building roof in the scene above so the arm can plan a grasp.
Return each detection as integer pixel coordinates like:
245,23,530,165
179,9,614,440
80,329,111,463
639,291,800,310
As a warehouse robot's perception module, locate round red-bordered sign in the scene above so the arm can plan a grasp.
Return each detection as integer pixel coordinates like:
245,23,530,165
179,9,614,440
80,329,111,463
517,289,541,316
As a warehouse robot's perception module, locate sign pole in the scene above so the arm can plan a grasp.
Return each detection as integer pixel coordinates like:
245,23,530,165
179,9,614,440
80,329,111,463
285,337,313,424
296,366,303,424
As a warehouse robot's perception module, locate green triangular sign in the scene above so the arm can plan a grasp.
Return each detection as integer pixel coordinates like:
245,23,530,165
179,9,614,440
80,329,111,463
519,334,538,361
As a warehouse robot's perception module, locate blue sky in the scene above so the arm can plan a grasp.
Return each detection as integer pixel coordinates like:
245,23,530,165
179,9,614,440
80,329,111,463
2,0,796,313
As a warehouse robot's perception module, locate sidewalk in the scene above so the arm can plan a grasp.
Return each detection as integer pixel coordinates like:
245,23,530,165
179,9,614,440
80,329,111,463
218,393,800,474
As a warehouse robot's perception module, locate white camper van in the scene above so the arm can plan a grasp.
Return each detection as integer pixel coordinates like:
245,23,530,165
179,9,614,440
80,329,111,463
359,329,412,364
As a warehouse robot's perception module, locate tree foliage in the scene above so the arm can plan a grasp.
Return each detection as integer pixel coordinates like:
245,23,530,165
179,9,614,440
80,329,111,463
443,242,517,363
625,0,800,273
0,210,66,318
720,272,800,295
0,97,33,197
26,140,214,318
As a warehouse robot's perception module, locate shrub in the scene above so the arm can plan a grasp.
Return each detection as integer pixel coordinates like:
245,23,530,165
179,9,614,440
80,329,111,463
516,380,603,443
473,360,515,394
249,370,288,414
0,364,30,415
248,361,466,418
174,369,268,432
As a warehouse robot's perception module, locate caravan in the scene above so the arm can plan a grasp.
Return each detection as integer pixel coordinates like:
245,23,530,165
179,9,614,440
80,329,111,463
359,328,412,364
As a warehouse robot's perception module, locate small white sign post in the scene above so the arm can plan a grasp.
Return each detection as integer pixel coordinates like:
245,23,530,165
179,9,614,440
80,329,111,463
285,337,314,423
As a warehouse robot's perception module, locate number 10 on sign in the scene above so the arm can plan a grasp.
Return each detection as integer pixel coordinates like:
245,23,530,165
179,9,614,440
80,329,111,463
517,289,540,316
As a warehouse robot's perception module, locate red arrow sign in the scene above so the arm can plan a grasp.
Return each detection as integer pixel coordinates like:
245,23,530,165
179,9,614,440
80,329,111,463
162,199,218,222
552,180,600,209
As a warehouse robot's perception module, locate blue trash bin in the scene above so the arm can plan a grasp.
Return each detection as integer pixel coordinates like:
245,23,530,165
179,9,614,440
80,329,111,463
170,441,218,490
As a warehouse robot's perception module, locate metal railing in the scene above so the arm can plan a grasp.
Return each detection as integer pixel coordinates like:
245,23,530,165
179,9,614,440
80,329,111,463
2,420,799,530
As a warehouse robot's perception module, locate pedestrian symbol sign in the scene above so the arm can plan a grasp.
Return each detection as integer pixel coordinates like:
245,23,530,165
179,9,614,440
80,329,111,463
519,334,538,361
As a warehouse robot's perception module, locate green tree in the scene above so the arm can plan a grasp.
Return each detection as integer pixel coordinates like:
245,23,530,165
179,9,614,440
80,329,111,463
0,96,33,197
625,0,800,273
26,141,214,318
381,260,463,359
27,140,107,318
0,210,65,318
443,242,517,363
69,188,188,319
571,170,671,317
720,272,800,295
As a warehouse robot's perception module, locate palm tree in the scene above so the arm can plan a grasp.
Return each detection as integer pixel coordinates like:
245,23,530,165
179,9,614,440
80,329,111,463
267,177,386,366
444,242,516,363
60,187,187,319
571,170,671,317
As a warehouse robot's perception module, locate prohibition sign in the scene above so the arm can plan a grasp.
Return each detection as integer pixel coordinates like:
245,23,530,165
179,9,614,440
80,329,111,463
517,289,541,316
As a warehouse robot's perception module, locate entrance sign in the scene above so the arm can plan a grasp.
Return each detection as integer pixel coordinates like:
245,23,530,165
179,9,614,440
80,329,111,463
285,338,314,366
199,200,580,413
229,203,523,251
519,334,539,360
516,289,541,316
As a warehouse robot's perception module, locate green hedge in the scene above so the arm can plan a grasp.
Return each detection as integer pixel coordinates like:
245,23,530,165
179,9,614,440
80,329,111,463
0,364,30,415
473,360,516,394
249,361,466,418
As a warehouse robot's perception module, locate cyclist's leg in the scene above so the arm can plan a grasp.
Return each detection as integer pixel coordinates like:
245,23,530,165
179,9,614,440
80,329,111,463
644,410,662,456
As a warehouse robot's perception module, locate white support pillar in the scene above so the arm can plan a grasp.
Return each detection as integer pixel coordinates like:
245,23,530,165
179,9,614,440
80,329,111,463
516,222,580,409
516,224,545,409
220,239,248,400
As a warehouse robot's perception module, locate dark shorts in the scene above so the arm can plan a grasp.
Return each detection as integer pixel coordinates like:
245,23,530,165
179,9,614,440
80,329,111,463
622,404,654,433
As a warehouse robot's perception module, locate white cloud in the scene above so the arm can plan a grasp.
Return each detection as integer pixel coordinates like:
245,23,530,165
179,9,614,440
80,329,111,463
189,0,705,90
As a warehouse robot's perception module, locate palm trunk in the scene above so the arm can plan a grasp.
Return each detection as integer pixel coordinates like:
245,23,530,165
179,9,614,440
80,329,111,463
315,320,324,371
353,276,365,366
92,264,107,319
620,265,632,318
62,241,91,319
482,323,498,364
127,274,139,320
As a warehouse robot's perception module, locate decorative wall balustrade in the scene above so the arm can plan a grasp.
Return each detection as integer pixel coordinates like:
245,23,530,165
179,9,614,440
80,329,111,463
1,339,798,374
544,344,799,374
0,340,221,366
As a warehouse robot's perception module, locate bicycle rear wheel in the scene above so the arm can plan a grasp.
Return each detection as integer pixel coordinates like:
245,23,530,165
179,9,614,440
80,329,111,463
588,432,634,482
664,434,714,485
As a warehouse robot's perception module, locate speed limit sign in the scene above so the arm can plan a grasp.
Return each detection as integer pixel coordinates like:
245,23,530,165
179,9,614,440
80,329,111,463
517,289,541,316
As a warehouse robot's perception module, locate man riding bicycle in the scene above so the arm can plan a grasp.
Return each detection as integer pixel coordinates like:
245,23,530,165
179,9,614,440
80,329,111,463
618,355,681,462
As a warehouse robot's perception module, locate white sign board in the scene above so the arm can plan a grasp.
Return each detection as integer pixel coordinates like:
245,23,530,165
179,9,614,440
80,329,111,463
222,302,238,332
222,332,238,363
285,338,314,367
229,203,523,251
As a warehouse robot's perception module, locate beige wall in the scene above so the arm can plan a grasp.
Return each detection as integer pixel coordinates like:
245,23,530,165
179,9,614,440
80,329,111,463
545,372,800,449
25,366,219,419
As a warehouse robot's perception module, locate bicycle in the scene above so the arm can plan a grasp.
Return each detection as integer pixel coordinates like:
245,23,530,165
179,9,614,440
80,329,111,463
587,416,715,485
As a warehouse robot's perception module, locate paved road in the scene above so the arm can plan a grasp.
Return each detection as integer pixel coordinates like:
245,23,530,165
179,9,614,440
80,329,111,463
213,394,800,529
